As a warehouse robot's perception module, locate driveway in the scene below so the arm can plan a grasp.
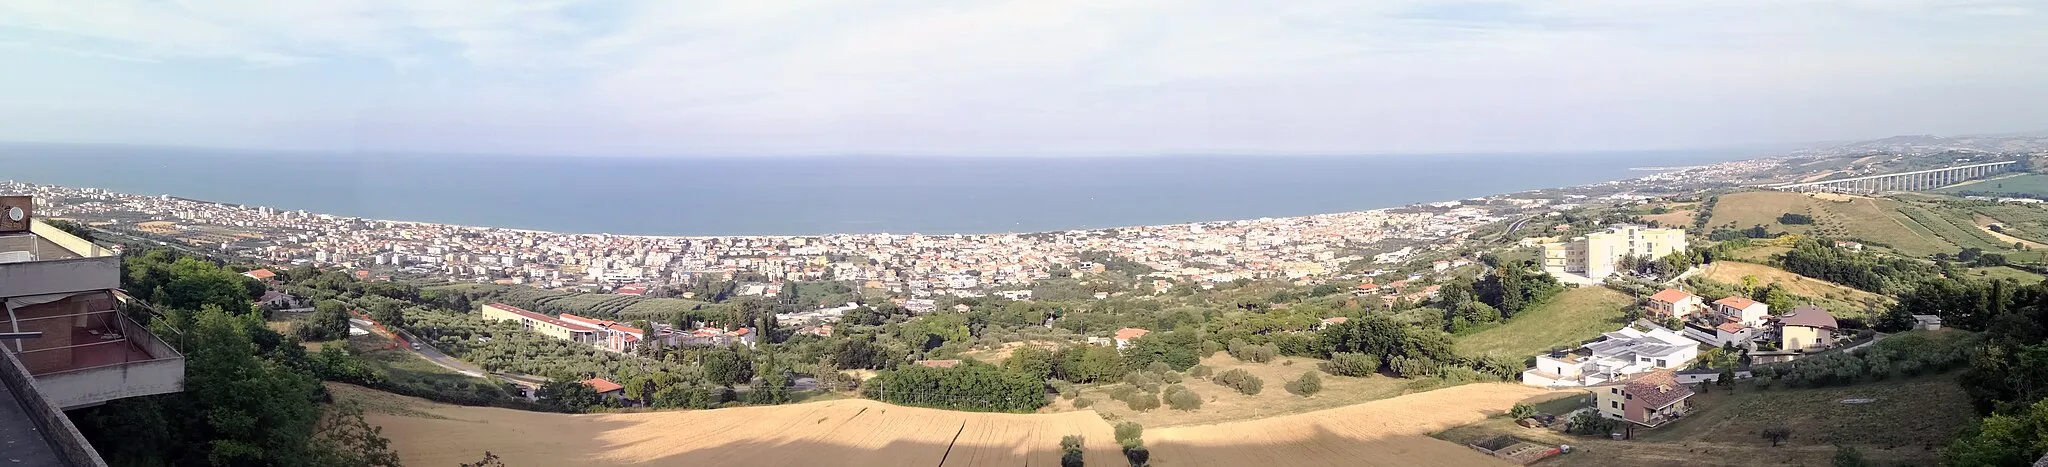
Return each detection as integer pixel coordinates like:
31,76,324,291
349,319,488,378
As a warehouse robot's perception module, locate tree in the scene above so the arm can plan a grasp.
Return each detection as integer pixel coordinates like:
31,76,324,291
307,402,404,467
700,345,756,387
1283,371,1322,397
1831,445,1869,467
1163,385,1201,410
1114,422,1144,448
1003,345,1057,381
1945,399,2048,466
1567,410,1616,436
1761,427,1793,447
1060,436,1086,467
1319,352,1380,377
461,451,510,467
1508,403,1536,419
1213,369,1263,395
538,378,603,413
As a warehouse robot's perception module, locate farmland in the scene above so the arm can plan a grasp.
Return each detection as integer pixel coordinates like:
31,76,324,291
1051,354,1439,428
1702,191,2048,261
1937,172,2048,198
339,383,1126,467
340,381,1552,467
1146,383,1561,467
1454,287,1631,358
1697,261,1891,321
426,283,710,320
1433,375,1974,467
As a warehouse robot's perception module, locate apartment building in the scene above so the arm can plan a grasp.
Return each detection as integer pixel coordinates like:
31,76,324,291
480,303,595,342
1522,321,1701,387
1540,225,1687,280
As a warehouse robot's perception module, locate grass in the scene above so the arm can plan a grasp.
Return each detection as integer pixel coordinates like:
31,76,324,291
1968,203,2048,245
1697,261,1892,321
1433,374,1973,467
1964,266,2047,284
346,330,514,405
1938,172,2048,197
1051,354,1449,427
1454,286,1631,358
1705,192,1815,234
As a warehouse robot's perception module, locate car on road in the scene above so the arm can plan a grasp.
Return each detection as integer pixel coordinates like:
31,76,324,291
410,342,422,350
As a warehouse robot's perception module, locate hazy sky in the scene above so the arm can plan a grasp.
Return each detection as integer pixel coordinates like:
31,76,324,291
1,1,2045,156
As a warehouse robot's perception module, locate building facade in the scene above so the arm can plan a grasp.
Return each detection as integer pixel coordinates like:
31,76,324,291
1541,225,1687,280
1523,321,1701,387
2,205,185,411
1592,369,1695,428
480,303,595,342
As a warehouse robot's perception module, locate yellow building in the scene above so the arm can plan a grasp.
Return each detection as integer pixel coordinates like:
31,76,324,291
1541,225,1686,280
481,303,595,342
1776,306,1839,351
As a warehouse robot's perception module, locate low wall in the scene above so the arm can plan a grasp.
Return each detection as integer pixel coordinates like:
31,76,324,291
0,346,109,467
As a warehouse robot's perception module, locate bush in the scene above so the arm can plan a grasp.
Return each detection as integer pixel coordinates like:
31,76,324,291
1073,397,1095,408
1163,384,1202,411
1123,445,1150,467
1283,371,1322,397
1199,340,1225,357
1123,371,1162,392
1054,380,1080,400
1213,369,1264,395
1508,403,1536,419
1109,386,1138,402
1227,340,1280,363
1187,365,1213,380
1114,422,1144,448
1060,435,1086,467
1124,392,1161,411
1146,362,1172,374
1320,352,1381,377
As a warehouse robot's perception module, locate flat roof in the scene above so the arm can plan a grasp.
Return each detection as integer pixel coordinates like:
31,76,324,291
485,303,596,332
0,233,81,261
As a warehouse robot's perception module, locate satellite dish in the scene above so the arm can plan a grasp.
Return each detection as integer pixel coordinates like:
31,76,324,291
5,206,20,222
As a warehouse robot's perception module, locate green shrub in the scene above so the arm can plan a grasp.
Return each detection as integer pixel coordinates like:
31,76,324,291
1109,386,1138,402
1114,421,1144,447
1073,397,1095,408
1055,380,1081,400
1320,352,1380,377
1227,340,1280,363
1163,385,1202,411
1213,369,1264,395
1283,371,1322,397
1159,371,1182,384
1200,340,1225,356
1060,435,1086,467
1146,362,1172,374
1123,445,1150,467
1123,372,1162,392
1124,392,1160,411
1187,365,1214,379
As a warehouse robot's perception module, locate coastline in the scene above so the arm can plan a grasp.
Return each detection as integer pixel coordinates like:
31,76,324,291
9,162,1708,241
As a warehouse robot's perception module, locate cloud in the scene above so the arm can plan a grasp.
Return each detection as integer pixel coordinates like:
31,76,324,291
0,0,2044,155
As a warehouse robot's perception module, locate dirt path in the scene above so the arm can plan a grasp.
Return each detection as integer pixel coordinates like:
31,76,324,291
1971,214,2046,249
1147,383,1565,467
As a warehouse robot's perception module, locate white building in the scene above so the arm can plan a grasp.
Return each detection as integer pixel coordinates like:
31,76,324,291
1522,321,1702,387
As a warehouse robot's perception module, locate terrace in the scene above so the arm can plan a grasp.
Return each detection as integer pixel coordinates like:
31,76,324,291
3,219,184,409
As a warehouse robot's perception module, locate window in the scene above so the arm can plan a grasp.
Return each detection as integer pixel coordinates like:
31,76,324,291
1656,359,1667,367
1610,388,1619,394
1625,393,1632,400
1611,401,1619,409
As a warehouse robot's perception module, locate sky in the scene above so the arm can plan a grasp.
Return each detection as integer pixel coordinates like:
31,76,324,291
0,1,2045,157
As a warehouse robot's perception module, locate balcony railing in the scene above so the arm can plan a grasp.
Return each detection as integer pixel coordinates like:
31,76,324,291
16,313,184,409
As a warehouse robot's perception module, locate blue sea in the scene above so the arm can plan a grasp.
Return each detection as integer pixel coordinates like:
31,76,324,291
0,143,1764,236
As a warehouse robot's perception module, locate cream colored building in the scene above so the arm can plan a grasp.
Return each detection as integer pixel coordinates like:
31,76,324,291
481,303,595,342
1541,225,1687,280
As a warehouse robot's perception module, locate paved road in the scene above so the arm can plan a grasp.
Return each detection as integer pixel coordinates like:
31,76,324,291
348,320,487,378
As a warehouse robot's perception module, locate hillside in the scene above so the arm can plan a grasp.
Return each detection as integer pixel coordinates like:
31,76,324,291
1698,261,1892,321
1455,287,1631,358
1705,191,2045,262
335,381,1555,467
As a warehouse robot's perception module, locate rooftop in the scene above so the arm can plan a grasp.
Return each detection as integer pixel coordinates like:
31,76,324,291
1648,288,1695,304
1778,305,1839,329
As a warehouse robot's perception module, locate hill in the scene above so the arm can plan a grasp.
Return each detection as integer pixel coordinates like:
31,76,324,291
1705,191,2046,262
335,381,1557,466
1455,287,1631,358
1697,261,1892,321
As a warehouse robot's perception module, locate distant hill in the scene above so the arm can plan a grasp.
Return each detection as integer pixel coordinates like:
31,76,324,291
1797,131,2048,157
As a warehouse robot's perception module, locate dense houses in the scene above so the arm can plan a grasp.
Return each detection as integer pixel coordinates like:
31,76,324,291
7,180,1518,301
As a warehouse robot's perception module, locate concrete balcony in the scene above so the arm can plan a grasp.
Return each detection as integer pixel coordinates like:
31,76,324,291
0,221,121,298
3,220,183,409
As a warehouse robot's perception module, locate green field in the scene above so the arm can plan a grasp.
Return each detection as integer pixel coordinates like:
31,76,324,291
1434,374,1973,467
1703,191,2048,261
1964,266,2048,284
1454,286,1631,358
1938,172,2048,198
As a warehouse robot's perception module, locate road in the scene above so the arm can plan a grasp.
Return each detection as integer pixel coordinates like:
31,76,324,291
348,319,487,378
1498,216,1537,240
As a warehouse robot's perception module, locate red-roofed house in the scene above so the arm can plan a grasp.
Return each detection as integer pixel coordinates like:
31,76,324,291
584,378,626,401
1593,369,1694,429
480,303,596,342
1712,296,1769,327
242,268,277,283
1646,289,1703,319
1113,328,1151,350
